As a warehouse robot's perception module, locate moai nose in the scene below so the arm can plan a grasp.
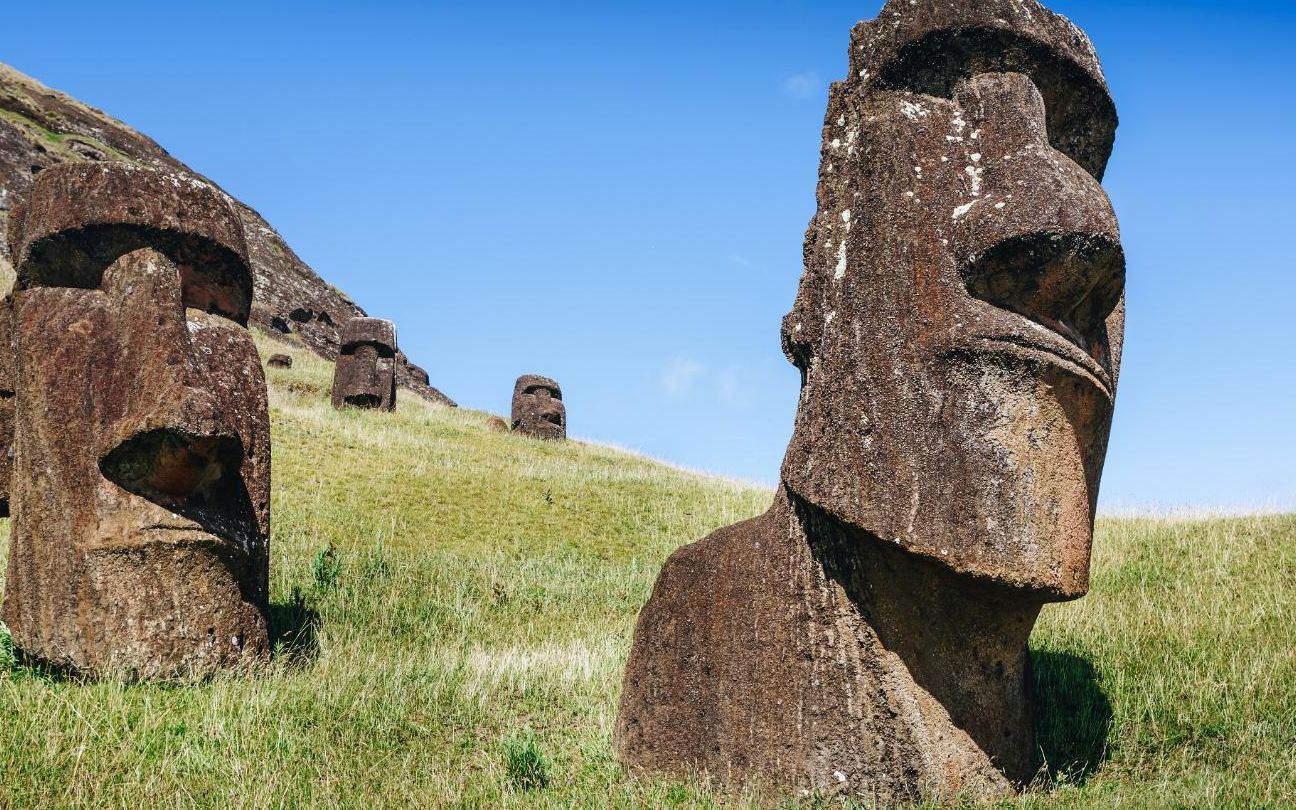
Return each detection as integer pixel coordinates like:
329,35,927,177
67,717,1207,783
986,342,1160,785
952,72,1124,350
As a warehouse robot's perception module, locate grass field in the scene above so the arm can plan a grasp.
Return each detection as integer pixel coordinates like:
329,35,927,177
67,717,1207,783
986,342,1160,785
0,335,1292,809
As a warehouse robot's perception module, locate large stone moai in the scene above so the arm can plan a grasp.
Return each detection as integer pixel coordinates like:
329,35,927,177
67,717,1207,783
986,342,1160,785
331,318,397,411
511,375,565,440
614,0,1125,802
1,163,272,678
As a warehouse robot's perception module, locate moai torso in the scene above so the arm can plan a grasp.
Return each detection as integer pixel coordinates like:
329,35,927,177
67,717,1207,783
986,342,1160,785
1,163,272,678
615,0,1125,801
511,375,565,441
331,318,397,411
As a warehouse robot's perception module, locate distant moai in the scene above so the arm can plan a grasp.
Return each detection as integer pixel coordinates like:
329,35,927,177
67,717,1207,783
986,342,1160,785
614,0,1126,802
511,375,565,440
1,163,272,677
267,353,293,369
331,318,397,411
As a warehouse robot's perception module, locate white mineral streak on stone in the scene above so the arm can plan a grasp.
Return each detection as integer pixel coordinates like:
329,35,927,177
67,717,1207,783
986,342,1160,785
966,165,984,195
952,201,978,220
831,139,841,150
900,100,929,120
834,240,848,281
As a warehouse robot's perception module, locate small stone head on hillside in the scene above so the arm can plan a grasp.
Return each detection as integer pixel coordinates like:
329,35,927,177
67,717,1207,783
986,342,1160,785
2,162,271,676
779,0,1126,600
331,318,397,412
511,375,565,441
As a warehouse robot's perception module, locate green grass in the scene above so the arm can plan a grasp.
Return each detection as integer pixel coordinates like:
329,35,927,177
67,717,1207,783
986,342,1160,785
0,334,1291,809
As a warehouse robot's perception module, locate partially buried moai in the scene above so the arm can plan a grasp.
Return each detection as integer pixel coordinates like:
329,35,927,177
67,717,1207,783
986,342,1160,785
511,375,565,440
615,0,1125,802
1,163,272,677
331,318,397,411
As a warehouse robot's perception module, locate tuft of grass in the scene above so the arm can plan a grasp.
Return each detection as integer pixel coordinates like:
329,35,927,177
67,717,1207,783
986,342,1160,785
0,330,1287,809
311,545,341,592
503,731,550,791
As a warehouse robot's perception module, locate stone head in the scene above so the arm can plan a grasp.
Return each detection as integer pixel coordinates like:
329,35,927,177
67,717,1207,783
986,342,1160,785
331,317,397,411
2,162,270,674
511,375,565,441
779,0,1124,600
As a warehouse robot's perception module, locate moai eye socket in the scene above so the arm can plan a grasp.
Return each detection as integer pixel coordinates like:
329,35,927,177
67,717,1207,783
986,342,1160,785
525,385,560,400
19,225,253,324
877,28,1117,180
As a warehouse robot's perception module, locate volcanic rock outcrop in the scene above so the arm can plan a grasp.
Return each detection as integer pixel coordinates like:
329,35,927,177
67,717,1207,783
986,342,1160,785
614,0,1125,802
331,318,397,411
0,63,452,406
511,375,565,440
1,163,274,677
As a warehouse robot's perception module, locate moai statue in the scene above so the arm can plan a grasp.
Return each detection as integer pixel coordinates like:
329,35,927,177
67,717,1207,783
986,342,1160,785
511,375,565,440
1,163,272,677
614,0,1125,802
267,353,293,369
331,318,397,411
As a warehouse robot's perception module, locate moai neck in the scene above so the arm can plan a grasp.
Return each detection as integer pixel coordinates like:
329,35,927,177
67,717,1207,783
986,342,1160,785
779,488,1044,786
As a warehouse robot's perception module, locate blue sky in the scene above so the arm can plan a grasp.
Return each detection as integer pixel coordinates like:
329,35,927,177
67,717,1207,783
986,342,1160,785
3,1,1293,511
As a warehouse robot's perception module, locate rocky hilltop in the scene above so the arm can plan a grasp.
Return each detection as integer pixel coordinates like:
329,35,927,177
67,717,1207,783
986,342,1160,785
0,63,454,406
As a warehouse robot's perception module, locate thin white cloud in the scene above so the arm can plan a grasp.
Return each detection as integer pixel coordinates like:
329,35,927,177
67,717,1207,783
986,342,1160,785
781,72,818,99
660,358,706,399
727,253,752,268
717,367,753,408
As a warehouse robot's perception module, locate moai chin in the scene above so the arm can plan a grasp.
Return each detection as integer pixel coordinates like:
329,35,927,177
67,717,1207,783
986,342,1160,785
331,318,397,411
614,0,1125,802
511,375,565,441
1,163,272,678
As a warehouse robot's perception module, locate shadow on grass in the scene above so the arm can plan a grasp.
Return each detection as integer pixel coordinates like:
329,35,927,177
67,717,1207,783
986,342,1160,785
270,588,320,665
1032,650,1113,784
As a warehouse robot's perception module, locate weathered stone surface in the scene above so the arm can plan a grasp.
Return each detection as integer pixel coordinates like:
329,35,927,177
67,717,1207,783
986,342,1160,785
511,375,565,441
615,0,1125,801
267,354,293,369
2,163,272,678
0,295,13,518
331,318,397,411
485,415,509,433
0,63,454,407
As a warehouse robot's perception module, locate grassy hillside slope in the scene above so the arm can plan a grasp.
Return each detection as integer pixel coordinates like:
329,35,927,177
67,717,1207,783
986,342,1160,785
0,335,1292,809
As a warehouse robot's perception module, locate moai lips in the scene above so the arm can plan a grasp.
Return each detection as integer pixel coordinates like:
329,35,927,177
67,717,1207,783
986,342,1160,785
331,318,397,411
1,163,271,678
616,0,1125,801
511,375,565,441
